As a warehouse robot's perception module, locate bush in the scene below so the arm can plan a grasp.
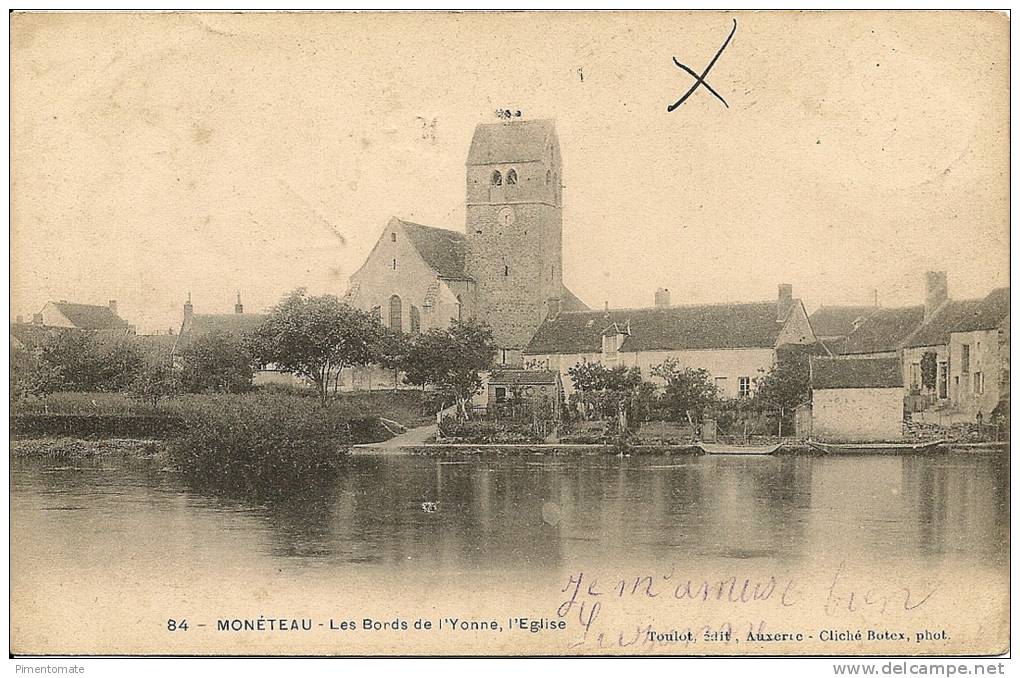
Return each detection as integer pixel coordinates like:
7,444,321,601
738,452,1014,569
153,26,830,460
167,393,351,499
441,419,539,444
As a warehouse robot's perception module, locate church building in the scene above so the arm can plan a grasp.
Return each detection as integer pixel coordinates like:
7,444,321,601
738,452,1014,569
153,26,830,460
344,119,589,374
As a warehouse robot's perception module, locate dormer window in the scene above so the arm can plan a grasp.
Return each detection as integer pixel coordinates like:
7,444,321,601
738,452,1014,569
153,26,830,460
506,169,517,185
491,170,502,186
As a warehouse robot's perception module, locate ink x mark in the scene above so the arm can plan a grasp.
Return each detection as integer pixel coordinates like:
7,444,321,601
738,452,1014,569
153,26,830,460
668,18,737,112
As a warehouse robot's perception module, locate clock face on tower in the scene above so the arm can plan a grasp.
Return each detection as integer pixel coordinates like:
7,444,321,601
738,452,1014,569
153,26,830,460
497,206,515,228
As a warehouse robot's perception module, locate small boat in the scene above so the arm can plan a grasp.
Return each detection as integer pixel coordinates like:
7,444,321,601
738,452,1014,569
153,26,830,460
697,442,782,456
807,440,944,455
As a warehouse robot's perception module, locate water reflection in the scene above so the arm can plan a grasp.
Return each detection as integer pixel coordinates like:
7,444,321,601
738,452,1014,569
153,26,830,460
10,450,1009,575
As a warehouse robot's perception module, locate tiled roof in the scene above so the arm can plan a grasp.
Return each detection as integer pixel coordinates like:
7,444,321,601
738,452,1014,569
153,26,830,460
809,306,878,338
525,302,787,355
466,119,555,165
811,356,902,390
559,286,590,312
842,306,925,355
904,287,1010,347
174,313,266,353
489,369,560,385
50,302,130,330
399,220,468,280
951,286,1009,333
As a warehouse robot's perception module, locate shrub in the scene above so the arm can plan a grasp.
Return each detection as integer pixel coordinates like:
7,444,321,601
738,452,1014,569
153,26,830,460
167,393,351,499
441,419,539,444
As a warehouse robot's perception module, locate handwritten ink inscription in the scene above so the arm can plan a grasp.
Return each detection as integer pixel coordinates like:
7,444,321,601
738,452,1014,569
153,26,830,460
555,561,940,651
668,18,737,112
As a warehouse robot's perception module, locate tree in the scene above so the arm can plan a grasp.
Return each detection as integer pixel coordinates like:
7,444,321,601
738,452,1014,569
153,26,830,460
129,360,182,409
39,331,143,391
651,359,717,425
10,346,61,402
179,330,254,394
374,328,411,391
567,362,650,424
248,289,384,404
398,319,496,418
920,351,938,391
752,347,812,435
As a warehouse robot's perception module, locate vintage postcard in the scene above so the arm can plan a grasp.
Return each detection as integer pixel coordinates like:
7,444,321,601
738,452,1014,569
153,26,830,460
9,10,1010,658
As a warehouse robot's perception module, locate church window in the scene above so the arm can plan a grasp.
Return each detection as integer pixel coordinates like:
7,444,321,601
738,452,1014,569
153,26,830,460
504,265,509,277
491,170,502,186
392,258,397,270
389,295,403,333
506,169,517,185
391,232,396,242
410,305,421,334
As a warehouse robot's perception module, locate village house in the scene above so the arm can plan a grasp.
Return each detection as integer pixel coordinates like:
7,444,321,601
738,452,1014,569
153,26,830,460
523,285,819,398
484,369,562,417
899,286,1009,423
808,355,904,442
810,271,1009,423
25,299,134,334
11,299,135,355
171,293,304,387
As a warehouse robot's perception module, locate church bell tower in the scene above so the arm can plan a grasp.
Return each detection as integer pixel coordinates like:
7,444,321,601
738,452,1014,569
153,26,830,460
464,119,563,366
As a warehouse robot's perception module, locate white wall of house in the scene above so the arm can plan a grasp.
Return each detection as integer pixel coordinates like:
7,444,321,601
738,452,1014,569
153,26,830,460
525,347,775,399
902,344,949,399
948,328,1002,418
39,303,75,328
812,387,903,441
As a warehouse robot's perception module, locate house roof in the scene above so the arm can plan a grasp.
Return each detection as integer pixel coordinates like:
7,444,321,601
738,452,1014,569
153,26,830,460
466,119,556,165
525,302,789,355
809,306,879,338
811,356,902,390
559,286,590,312
48,302,130,330
489,369,560,385
903,299,984,348
842,306,925,354
174,313,266,353
398,220,468,280
903,287,1010,347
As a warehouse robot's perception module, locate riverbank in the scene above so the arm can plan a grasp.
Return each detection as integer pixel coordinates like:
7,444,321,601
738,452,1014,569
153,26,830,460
10,436,167,459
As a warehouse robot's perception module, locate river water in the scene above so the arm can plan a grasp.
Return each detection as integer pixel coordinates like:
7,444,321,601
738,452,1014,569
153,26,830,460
10,449,1009,655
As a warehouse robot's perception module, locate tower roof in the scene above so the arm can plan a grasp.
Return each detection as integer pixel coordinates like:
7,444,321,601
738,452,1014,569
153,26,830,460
466,119,556,165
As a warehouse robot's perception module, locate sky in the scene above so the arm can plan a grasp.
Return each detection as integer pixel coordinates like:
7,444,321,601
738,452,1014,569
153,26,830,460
10,11,1010,334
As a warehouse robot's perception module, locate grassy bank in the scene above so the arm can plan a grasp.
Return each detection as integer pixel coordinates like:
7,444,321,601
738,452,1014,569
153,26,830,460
11,389,433,439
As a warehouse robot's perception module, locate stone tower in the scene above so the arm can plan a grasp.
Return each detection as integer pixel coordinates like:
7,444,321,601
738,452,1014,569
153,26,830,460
464,119,563,365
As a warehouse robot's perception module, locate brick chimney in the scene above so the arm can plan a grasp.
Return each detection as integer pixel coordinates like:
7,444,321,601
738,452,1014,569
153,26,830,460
924,271,948,322
546,296,561,319
183,293,194,328
234,291,244,315
108,300,118,316
654,288,671,308
777,284,794,321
